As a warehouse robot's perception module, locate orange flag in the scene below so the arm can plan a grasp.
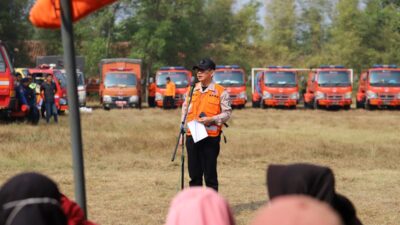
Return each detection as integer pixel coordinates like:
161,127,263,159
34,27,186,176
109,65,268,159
30,0,117,28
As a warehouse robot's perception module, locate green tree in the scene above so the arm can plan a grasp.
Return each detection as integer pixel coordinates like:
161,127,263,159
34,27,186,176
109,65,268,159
321,0,364,70
260,0,299,65
358,0,400,66
128,0,205,78
0,0,33,66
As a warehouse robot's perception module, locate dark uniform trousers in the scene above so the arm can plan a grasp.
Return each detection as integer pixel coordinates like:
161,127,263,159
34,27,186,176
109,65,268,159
186,135,220,191
163,96,174,109
148,96,156,107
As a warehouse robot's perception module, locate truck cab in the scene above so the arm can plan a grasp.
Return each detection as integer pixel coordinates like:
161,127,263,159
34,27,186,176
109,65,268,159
251,66,302,109
155,66,192,107
356,64,400,109
61,69,86,106
0,41,16,117
214,65,247,108
28,65,68,113
99,58,142,109
304,65,353,110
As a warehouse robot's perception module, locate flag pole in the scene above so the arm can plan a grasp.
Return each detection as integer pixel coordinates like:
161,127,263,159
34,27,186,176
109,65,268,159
60,0,87,217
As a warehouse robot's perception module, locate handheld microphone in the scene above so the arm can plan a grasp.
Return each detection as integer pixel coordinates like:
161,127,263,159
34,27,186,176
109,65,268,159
191,73,198,87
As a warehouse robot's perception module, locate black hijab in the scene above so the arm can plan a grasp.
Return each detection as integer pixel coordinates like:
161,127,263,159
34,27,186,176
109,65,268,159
0,172,67,225
267,163,362,225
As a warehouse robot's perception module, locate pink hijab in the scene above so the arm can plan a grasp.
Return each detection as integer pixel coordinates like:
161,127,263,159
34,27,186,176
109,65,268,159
250,195,343,225
165,187,235,225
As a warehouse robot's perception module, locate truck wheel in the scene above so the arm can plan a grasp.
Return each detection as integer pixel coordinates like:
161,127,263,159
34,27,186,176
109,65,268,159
103,105,110,110
344,105,351,110
261,102,267,109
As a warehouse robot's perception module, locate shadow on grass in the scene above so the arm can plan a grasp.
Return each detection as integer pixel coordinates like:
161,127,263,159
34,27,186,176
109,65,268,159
232,200,267,214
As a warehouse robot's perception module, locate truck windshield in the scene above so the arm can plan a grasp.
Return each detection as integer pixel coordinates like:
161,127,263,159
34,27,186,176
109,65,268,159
318,71,350,87
157,72,189,88
32,73,47,86
0,49,5,72
369,70,400,87
55,71,67,88
264,71,296,87
0,46,13,73
77,72,85,86
62,71,85,86
213,71,245,86
104,73,136,88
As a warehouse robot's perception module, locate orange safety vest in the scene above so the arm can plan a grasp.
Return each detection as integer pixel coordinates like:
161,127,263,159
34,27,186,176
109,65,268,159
148,83,156,97
186,83,225,137
165,82,175,97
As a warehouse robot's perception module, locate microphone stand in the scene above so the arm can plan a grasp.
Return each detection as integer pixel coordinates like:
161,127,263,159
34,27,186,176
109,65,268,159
171,76,197,190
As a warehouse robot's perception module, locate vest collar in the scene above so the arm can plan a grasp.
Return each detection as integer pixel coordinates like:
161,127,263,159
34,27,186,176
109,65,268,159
195,81,216,93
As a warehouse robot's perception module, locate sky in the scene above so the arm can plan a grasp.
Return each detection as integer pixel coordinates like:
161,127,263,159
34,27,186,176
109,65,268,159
234,0,266,25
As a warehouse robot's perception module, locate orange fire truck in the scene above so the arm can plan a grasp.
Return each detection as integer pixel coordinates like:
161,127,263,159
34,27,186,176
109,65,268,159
356,64,400,110
214,65,247,108
28,65,68,113
251,66,303,109
304,65,353,110
0,41,16,118
0,41,39,124
99,58,142,109
155,66,192,107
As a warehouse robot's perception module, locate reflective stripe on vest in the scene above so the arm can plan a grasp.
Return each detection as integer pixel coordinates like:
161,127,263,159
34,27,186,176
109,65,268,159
186,84,225,137
29,83,37,90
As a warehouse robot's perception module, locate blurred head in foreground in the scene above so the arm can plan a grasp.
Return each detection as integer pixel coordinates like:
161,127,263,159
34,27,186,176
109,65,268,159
0,172,67,225
250,195,343,225
267,163,362,225
165,187,235,225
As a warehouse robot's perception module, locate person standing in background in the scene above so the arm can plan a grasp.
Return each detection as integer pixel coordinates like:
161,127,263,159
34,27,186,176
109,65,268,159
40,74,58,123
163,77,176,109
148,77,156,108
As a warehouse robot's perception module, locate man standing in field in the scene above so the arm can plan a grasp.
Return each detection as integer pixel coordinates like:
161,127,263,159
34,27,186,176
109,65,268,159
40,74,58,123
148,77,156,108
181,58,232,191
163,77,175,109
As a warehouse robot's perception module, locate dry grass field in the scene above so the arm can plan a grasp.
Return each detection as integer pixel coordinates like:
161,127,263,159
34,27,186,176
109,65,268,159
0,104,399,225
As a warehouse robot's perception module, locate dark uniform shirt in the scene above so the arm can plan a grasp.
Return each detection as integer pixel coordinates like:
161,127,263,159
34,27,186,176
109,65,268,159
40,82,58,103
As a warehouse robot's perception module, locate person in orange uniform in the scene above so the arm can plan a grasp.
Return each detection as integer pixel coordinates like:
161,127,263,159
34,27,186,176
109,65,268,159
163,77,176,109
148,77,156,108
181,58,232,191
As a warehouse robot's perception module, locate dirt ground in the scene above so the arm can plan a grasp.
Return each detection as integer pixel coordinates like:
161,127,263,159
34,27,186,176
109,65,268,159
0,105,399,225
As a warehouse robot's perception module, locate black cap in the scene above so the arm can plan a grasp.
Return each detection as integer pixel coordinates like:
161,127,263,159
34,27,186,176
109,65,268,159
193,58,216,71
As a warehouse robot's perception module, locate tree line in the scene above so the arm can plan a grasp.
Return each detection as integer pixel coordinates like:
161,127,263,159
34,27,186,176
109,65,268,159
1,0,400,77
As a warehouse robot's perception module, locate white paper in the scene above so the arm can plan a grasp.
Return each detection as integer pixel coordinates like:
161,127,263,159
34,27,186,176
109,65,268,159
187,120,208,143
